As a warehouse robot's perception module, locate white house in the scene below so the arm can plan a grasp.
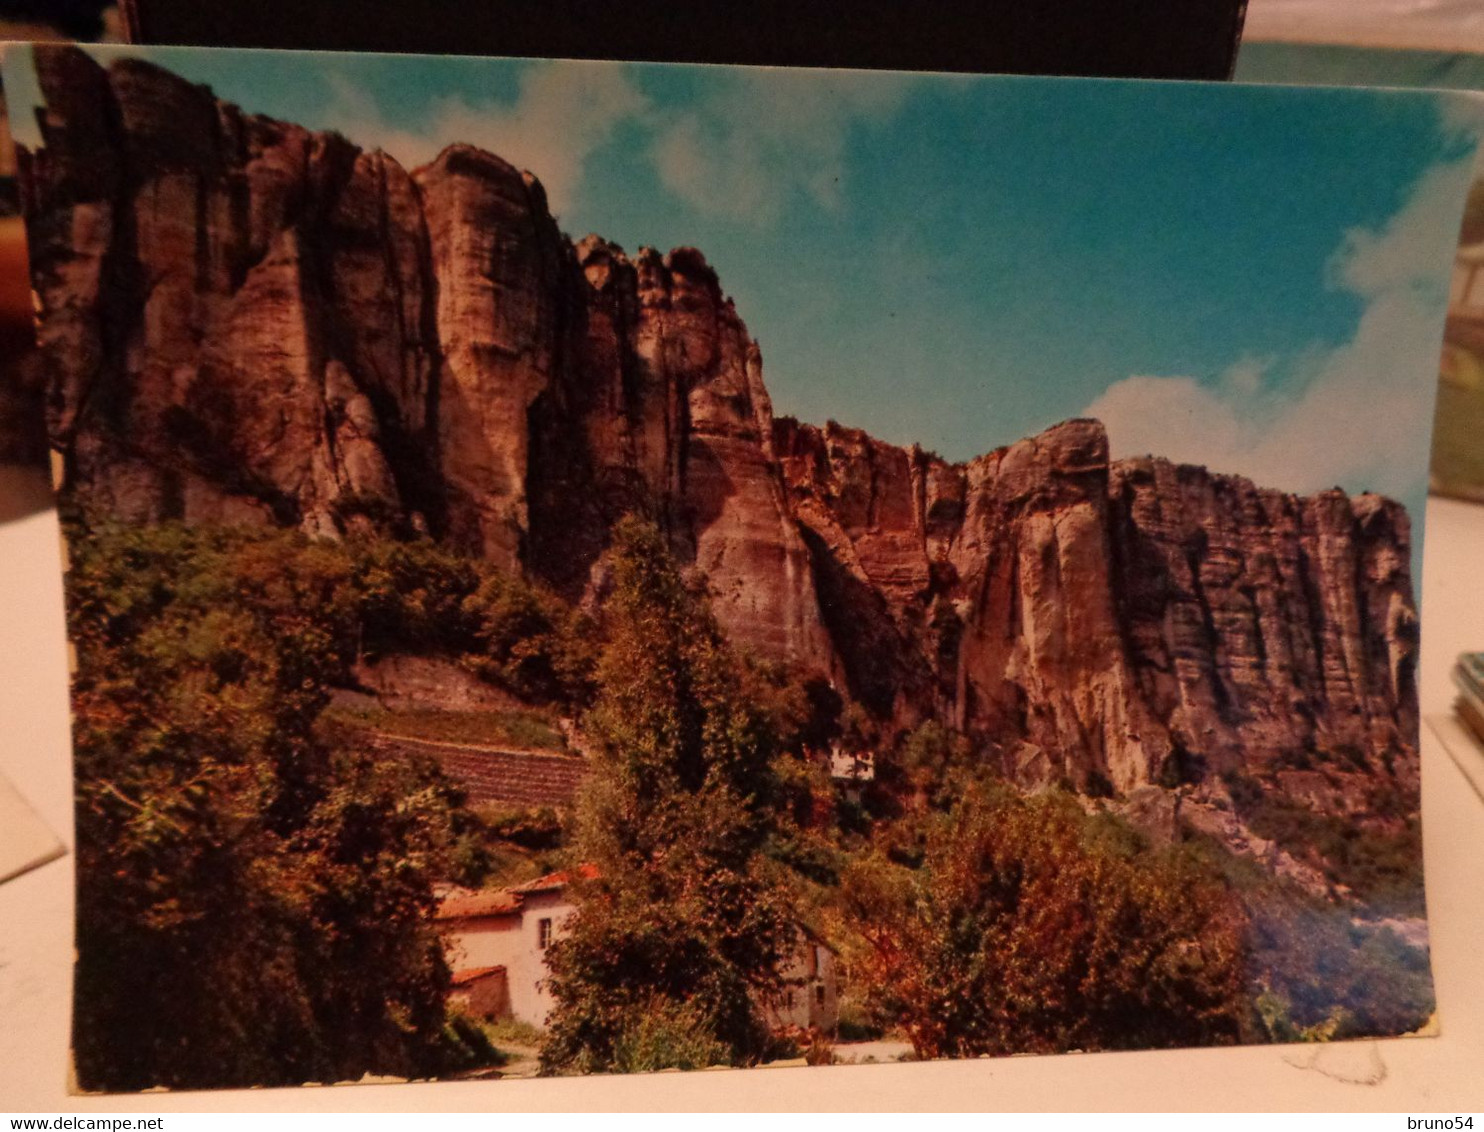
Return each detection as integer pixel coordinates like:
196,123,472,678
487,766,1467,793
828,746,875,783
436,866,839,1035
436,866,588,1028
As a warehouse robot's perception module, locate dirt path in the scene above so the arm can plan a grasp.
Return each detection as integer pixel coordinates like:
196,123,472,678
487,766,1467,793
454,1042,543,1080
830,1039,914,1065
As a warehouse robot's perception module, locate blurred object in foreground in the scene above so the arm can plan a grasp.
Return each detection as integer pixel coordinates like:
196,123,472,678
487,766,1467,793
1435,183,1484,504
0,4,123,475
1244,0,1484,55
0,211,44,469
1453,651,1484,743
118,0,1246,80
1236,40,1484,506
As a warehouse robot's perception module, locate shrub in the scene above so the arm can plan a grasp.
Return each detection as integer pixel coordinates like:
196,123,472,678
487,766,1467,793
1246,893,1434,1041
462,571,597,705
608,999,733,1074
437,1013,509,1073
478,805,566,851
1226,777,1425,916
841,785,1248,1059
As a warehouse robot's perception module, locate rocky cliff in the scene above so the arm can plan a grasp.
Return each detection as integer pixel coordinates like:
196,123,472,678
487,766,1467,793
16,46,1419,821
776,416,1418,807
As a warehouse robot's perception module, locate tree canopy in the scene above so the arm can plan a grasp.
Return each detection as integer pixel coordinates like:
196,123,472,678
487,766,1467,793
840,784,1249,1059
540,518,795,1073
64,518,592,1090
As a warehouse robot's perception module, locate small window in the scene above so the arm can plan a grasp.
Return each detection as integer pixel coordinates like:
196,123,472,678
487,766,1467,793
785,990,795,1010
538,917,553,950
815,984,826,1007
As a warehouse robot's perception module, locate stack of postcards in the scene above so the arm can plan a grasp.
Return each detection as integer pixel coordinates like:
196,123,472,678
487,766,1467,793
1454,653,1484,744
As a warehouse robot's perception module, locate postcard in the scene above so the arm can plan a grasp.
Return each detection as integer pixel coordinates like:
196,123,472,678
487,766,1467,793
0,42,1473,1092
0,769,63,885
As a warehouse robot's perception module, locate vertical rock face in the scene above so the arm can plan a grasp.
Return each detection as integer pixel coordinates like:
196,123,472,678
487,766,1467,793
416,146,569,567
778,418,1171,791
1107,461,1419,797
19,46,835,675
951,422,1172,794
17,45,1419,822
22,48,417,533
776,413,1418,803
656,247,834,670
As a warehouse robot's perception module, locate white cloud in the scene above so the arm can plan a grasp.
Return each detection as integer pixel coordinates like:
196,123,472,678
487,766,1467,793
314,62,918,224
318,62,648,216
1085,151,1476,502
316,62,918,225
649,70,918,223
1328,149,1472,300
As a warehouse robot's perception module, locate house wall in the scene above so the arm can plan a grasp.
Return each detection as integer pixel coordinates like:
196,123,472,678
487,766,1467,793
443,913,521,974
451,968,511,1020
761,939,839,1033
438,893,576,1029
506,889,576,1027
444,893,836,1035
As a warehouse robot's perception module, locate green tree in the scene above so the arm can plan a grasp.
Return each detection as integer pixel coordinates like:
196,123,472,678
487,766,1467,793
346,537,595,707
65,520,473,1090
841,785,1248,1059
540,518,794,1074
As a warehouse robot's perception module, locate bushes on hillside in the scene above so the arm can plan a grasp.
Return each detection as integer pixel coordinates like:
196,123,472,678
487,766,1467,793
1247,893,1434,1041
841,786,1249,1059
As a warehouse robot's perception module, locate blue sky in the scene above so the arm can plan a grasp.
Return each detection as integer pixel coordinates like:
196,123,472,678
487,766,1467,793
4,45,1478,548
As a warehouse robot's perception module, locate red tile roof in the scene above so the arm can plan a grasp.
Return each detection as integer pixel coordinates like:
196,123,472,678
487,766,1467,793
510,863,599,895
450,965,506,986
437,863,598,919
436,888,523,920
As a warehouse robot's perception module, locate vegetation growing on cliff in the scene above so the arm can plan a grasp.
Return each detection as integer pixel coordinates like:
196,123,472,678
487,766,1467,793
1222,769,1426,916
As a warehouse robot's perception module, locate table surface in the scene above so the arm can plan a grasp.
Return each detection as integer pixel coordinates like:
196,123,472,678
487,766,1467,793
3,471,1483,1112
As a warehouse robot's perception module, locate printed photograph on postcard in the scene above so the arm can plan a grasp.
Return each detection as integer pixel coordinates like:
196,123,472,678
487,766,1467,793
0,42,1474,1092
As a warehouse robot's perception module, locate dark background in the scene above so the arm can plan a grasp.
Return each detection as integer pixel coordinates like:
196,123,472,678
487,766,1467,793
114,0,1247,80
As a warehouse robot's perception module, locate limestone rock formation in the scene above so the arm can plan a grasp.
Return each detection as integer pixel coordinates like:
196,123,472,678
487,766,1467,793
416,145,566,568
15,46,1421,848
776,413,1418,811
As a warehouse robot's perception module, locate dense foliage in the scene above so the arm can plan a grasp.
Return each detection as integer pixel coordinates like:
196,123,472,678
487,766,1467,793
64,518,591,1090
839,784,1248,1058
61,511,1434,1086
539,519,795,1074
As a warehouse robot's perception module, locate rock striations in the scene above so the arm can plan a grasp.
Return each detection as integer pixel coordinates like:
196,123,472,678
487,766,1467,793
17,47,1419,825
775,417,1418,806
